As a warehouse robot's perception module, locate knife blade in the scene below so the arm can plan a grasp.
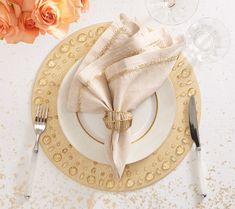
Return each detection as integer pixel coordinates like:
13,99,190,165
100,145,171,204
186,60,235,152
188,96,207,198
189,96,200,148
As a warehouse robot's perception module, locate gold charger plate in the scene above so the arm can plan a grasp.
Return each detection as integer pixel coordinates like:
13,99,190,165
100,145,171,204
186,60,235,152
31,22,201,192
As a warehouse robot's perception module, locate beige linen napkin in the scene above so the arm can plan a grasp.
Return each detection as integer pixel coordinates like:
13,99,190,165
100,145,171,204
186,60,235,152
67,14,185,177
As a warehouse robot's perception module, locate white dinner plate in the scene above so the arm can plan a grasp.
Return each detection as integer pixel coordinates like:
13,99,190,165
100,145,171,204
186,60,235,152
57,61,176,164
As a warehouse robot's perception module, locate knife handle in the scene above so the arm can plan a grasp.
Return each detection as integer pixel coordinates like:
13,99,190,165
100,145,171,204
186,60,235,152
196,147,207,198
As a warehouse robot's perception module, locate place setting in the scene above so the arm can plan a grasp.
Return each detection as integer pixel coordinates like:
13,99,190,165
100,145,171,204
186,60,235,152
29,13,203,194
0,0,232,207
27,8,229,198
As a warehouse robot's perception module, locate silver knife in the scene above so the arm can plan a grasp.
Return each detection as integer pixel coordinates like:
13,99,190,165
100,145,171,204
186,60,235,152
189,96,207,198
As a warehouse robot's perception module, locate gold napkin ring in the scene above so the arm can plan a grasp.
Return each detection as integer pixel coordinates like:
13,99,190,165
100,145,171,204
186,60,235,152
103,111,132,131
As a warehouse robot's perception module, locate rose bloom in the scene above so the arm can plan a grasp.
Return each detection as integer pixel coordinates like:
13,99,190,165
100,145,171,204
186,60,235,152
32,0,89,38
8,12,39,43
18,12,39,43
0,0,18,42
1,0,89,43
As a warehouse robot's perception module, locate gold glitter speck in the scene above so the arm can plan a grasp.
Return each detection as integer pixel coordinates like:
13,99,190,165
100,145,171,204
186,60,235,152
182,138,189,144
77,33,87,42
99,179,104,186
48,146,55,152
181,68,191,78
69,167,78,176
47,60,56,68
126,179,134,188
60,44,70,53
39,78,48,86
156,168,161,175
69,39,75,46
145,172,154,181
138,178,143,184
62,163,68,168
176,145,185,155
42,135,51,145
91,168,96,174
188,88,196,96
170,156,177,162
53,153,62,162
34,97,43,105
87,175,96,184
106,180,115,189
79,172,85,179
162,161,170,170
185,127,191,136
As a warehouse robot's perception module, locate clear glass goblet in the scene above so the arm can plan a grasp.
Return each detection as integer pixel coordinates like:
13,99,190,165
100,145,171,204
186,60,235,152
146,0,199,25
185,18,230,64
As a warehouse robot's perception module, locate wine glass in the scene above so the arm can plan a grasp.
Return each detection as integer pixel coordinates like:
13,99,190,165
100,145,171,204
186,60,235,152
185,18,230,64
146,0,199,25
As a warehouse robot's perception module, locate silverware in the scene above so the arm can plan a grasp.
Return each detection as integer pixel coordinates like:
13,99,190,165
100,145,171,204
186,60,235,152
24,104,48,199
188,96,207,198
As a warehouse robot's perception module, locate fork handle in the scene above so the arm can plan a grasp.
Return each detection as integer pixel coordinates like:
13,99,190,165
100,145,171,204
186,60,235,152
33,134,40,153
24,134,40,199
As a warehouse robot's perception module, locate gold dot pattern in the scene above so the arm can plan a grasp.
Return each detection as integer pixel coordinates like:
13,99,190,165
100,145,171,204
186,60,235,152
31,22,201,192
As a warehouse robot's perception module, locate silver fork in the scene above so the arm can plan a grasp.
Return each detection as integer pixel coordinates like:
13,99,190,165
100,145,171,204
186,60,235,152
24,104,49,199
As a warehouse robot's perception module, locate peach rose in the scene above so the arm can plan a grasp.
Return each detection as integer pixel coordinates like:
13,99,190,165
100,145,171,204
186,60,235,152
60,0,82,23
0,0,18,42
18,12,39,43
32,0,83,38
32,0,60,31
7,12,39,43
1,0,90,43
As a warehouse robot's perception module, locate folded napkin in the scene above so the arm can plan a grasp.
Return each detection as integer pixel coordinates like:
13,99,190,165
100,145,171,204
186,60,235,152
67,14,185,177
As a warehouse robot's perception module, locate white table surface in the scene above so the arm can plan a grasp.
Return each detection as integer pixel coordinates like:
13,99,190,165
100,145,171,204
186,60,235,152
0,0,235,208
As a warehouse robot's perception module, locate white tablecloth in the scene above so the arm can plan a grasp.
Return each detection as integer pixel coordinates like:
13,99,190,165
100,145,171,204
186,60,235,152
0,0,235,208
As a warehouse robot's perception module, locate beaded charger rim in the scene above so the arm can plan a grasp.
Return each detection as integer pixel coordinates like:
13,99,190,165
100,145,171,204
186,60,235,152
31,22,201,192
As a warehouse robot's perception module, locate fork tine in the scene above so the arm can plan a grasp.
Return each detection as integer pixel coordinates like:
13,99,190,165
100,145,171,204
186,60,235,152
40,105,45,122
39,104,44,122
44,105,49,121
35,105,40,122
41,105,47,122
